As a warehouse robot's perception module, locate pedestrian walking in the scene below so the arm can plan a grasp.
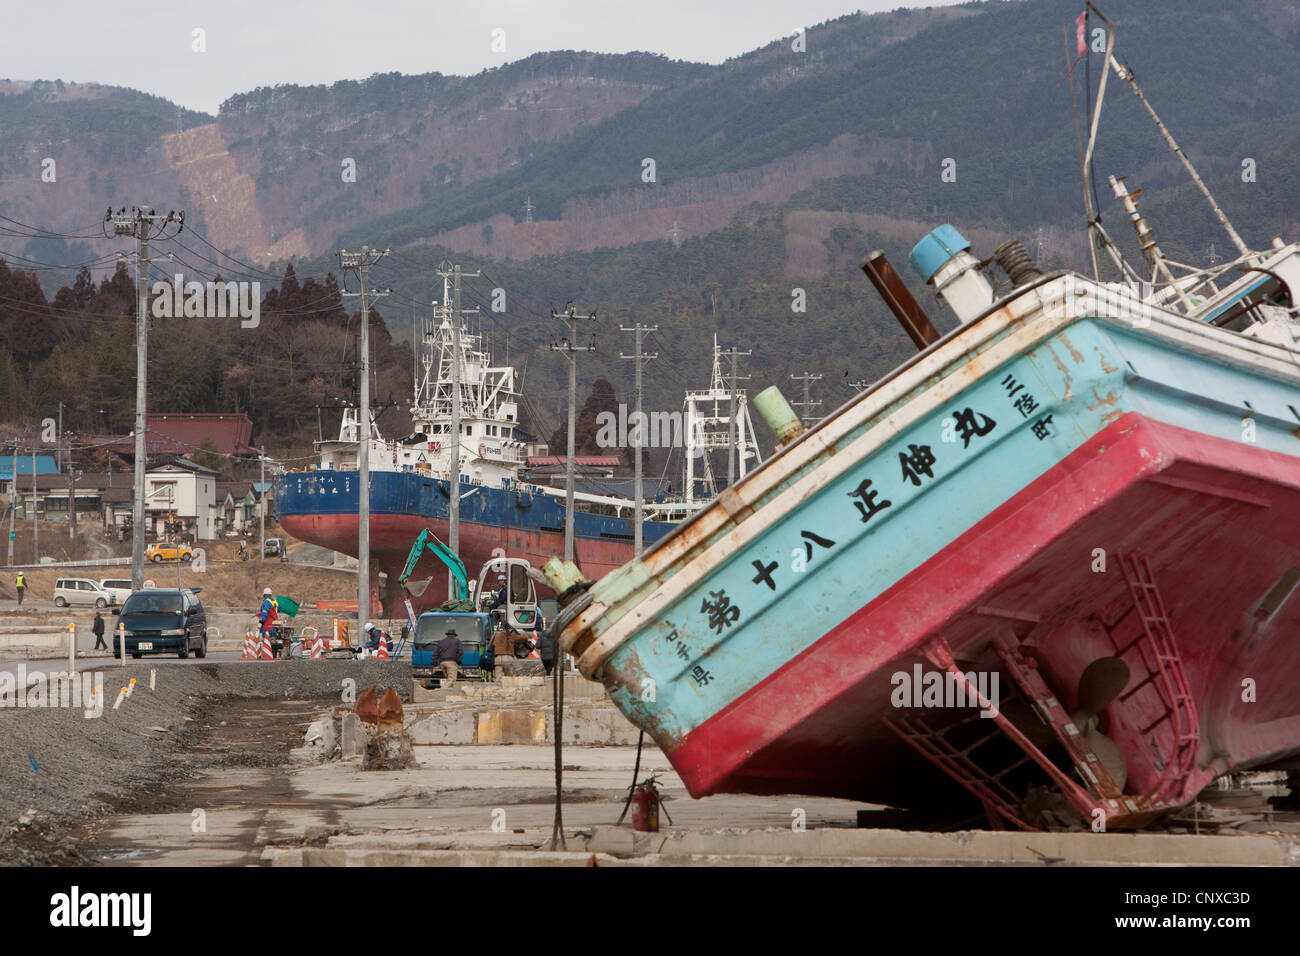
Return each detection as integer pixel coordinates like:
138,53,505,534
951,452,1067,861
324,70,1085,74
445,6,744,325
92,611,107,650
435,628,462,684
14,572,25,607
537,624,555,677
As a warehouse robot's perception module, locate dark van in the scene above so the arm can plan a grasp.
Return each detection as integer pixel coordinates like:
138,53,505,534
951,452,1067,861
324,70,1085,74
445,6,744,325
113,588,208,659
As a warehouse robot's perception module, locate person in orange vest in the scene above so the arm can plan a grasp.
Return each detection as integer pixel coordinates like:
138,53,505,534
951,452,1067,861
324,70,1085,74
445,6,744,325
258,587,278,647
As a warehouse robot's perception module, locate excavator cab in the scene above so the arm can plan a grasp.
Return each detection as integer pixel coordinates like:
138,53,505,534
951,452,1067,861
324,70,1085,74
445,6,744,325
476,558,539,631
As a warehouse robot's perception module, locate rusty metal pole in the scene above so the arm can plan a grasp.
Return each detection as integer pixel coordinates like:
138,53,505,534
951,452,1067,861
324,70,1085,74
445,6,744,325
861,251,942,351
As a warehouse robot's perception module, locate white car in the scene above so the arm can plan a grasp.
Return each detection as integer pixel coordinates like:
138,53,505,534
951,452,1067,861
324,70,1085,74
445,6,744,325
53,578,115,608
99,579,134,605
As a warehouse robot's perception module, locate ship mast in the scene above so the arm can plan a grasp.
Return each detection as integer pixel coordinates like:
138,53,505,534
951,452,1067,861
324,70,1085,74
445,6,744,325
683,335,761,503
435,263,480,591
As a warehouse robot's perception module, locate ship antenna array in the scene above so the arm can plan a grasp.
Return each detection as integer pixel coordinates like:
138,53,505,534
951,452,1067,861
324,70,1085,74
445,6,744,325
721,344,752,486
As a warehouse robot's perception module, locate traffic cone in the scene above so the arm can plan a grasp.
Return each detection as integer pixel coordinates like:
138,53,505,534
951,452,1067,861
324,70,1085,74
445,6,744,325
310,636,324,659
242,630,256,660
375,633,390,660
260,630,274,661
526,630,541,661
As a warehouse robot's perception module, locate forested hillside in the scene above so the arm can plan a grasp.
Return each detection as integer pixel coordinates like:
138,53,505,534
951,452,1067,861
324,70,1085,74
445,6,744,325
5,0,1300,460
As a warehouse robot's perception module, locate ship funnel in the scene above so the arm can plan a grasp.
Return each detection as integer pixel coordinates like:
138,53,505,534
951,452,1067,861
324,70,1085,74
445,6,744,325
754,386,806,448
909,225,994,323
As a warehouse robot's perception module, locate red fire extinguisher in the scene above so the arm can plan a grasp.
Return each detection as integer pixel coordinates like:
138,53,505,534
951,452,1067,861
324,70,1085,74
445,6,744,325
631,775,662,832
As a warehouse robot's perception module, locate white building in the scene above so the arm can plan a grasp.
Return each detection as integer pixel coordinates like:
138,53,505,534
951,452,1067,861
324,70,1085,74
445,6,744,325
146,458,219,541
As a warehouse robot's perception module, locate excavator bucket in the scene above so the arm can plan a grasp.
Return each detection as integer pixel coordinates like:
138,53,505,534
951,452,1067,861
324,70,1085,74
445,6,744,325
404,576,434,598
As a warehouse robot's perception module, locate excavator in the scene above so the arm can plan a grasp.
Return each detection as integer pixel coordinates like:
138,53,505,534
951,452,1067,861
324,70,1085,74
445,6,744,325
397,529,546,681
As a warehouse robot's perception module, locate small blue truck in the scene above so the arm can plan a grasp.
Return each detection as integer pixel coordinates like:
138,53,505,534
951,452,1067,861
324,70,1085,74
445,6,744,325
410,610,489,680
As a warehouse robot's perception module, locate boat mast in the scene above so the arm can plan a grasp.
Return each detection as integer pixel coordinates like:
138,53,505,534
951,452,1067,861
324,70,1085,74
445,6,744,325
439,268,461,592
1107,52,1251,258
1081,3,1252,276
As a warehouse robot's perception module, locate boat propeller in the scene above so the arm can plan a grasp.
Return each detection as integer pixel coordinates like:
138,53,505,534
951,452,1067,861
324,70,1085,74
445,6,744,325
1071,657,1131,790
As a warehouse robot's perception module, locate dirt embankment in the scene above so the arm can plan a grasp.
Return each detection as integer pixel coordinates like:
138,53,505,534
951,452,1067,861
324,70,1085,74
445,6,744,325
1,559,355,611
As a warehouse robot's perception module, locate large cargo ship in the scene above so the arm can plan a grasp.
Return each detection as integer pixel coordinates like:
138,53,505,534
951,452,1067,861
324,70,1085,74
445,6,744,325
546,16,1300,830
274,303,703,613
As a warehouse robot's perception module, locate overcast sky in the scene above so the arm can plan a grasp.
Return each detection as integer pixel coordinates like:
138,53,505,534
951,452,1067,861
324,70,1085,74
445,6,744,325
1,0,969,114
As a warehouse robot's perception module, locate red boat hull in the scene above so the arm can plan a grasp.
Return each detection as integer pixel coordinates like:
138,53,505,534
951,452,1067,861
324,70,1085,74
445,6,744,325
666,413,1300,809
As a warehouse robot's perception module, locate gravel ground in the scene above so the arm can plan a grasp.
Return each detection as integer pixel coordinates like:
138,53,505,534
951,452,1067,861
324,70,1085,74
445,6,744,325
0,660,411,865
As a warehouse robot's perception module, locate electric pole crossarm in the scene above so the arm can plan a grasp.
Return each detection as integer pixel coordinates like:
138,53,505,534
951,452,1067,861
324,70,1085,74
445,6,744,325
790,372,824,425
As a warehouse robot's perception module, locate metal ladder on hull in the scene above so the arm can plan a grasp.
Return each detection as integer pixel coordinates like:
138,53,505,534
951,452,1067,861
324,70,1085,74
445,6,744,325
886,637,1144,830
884,552,1197,830
1111,551,1200,807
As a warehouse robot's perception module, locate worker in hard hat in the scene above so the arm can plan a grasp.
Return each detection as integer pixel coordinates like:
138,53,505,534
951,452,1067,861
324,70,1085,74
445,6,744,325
258,587,278,652
362,622,390,655
488,573,508,610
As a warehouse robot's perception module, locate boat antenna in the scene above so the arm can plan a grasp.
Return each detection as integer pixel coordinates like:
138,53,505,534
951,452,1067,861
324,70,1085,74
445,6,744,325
1087,3,1251,259
1065,17,1099,280
1079,3,1118,280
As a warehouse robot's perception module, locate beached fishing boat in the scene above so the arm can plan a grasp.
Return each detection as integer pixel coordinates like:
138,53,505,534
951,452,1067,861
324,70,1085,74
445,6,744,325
545,10,1300,830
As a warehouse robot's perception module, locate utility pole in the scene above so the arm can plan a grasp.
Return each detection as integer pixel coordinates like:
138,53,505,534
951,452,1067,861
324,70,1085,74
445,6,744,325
68,449,76,541
340,245,390,631
435,263,480,579
550,307,598,564
31,451,37,562
56,402,63,474
720,345,751,486
108,205,184,590
790,372,824,425
172,486,181,592
259,447,266,560
621,322,658,556
7,445,15,565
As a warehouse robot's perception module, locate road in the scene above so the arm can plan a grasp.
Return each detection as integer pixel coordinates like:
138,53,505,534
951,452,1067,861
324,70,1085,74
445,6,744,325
0,648,244,677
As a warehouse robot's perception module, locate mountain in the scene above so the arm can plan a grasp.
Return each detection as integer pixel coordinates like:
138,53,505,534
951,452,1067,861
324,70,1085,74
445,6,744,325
5,0,1300,456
